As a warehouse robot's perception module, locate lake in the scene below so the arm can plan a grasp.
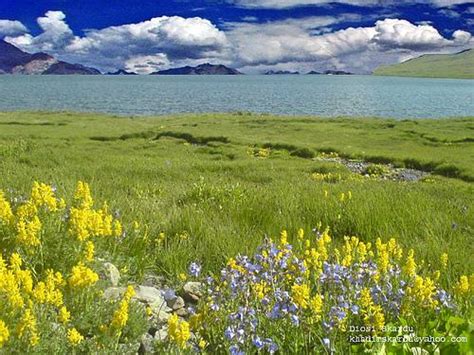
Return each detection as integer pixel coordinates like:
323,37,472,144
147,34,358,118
0,75,472,118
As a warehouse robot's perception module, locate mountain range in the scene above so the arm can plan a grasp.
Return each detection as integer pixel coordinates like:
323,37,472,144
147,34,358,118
0,39,100,75
150,63,242,75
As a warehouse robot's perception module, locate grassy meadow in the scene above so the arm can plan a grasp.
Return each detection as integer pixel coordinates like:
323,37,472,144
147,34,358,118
373,49,474,79
0,111,473,353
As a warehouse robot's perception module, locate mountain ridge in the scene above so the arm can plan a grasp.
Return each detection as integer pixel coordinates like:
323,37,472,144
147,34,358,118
373,49,473,79
0,39,101,75
151,63,242,75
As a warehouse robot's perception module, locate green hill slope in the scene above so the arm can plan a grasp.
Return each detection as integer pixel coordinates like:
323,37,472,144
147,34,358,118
373,49,474,79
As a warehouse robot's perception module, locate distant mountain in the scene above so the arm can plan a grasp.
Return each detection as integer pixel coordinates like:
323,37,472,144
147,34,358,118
373,49,474,79
324,70,353,75
151,63,242,75
43,61,101,75
106,69,137,75
0,39,101,75
307,71,322,75
264,70,299,75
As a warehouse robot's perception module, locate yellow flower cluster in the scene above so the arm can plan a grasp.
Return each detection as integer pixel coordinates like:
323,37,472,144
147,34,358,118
291,283,310,309
67,328,84,347
0,320,10,348
68,262,99,288
359,288,385,333
311,172,343,183
406,276,438,309
111,286,135,330
455,275,470,297
31,182,58,212
0,181,136,351
168,313,191,349
375,238,403,274
0,190,13,224
69,181,122,241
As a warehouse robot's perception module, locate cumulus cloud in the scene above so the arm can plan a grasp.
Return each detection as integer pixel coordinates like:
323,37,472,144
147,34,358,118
6,13,229,72
4,10,472,74
66,16,228,60
0,20,28,37
226,17,472,72
7,11,74,53
124,54,170,74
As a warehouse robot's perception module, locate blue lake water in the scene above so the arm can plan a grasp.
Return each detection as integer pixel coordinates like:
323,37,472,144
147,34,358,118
0,75,472,118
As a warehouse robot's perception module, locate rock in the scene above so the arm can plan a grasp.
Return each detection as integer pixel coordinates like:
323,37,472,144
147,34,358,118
151,309,171,324
101,262,121,286
142,274,165,288
154,326,168,341
175,307,189,317
138,333,155,354
103,286,126,300
183,282,203,302
168,296,185,310
103,285,171,313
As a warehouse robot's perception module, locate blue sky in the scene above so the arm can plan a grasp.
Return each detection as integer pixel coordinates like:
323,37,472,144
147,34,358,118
0,0,473,73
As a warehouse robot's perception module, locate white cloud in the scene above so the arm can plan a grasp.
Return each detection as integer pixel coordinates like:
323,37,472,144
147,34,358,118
4,10,472,74
0,20,28,37
6,11,74,52
6,12,229,72
124,54,170,74
226,17,472,72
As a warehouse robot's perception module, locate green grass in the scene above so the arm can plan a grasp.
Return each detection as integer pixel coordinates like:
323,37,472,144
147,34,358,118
0,111,473,280
373,49,474,79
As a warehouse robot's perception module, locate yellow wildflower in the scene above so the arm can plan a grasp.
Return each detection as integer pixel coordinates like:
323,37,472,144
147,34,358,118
112,220,122,237
440,253,448,269
58,306,71,324
84,241,95,262
74,181,93,209
17,308,39,346
291,283,310,309
31,182,58,211
67,328,84,346
16,216,42,247
68,262,99,288
168,314,190,349
297,228,304,241
198,339,207,349
403,249,417,277
454,275,470,296
0,191,13,225
309,294,323,320
0,320,9,348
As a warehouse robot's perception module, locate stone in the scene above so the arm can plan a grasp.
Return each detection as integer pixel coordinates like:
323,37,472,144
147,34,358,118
103,286,126,300
151,309,171,324
138,333,155,354
142,274,165,288
167,296,185,310
103,286,171,313
154,326,168,341
134,286,164,303
102,262,120,286
175,307,189,317
183,282,203,302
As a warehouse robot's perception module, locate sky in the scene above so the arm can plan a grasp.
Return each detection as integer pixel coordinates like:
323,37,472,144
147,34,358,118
0,0,473,74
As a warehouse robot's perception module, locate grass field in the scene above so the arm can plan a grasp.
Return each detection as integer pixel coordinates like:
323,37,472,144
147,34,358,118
1,111,473,276
373,49,474,79
0,111,473,353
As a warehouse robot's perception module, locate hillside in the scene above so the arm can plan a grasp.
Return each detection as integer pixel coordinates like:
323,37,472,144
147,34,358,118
374,49,474,79
0,39,101,75
151,63,241,75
